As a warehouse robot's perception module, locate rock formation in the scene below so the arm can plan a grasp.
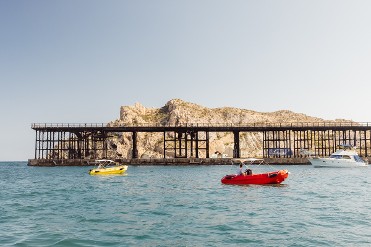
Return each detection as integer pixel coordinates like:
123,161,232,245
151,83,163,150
105,99,348,159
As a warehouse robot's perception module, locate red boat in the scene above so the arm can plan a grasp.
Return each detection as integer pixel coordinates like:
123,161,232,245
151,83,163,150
221,169,289,185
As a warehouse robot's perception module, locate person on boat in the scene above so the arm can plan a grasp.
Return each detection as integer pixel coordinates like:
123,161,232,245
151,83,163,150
238,163,252,176
238,164,246,175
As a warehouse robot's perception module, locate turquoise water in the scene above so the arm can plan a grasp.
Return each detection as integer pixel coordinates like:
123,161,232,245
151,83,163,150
1,162,371,247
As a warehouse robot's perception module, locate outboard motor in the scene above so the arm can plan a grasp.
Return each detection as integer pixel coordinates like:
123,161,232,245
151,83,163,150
245,169,252,175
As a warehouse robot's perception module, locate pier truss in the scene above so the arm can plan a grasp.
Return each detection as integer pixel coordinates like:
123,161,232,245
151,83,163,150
164,131,209,158
31,122,371,160
34,128,108,160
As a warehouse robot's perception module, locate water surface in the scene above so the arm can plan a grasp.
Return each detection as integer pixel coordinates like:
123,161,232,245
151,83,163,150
1,162,370,246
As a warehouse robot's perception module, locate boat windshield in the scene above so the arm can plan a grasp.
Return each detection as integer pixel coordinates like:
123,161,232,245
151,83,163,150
354,155,364,162
95,160,117,168
329,155,352,159
327,148,365,163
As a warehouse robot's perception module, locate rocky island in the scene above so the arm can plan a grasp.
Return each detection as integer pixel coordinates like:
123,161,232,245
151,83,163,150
104,99,345,159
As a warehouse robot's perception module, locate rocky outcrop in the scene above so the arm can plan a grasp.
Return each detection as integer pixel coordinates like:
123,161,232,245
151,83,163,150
106,99,347,158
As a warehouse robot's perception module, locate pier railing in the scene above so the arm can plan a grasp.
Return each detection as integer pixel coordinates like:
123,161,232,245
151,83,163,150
32,123,107,128
31,122,371,129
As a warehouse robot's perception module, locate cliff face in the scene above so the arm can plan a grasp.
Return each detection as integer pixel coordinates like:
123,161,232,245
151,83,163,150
106,99,342,158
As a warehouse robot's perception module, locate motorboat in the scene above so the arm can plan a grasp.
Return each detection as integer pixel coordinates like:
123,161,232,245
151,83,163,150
308,145,368,168
221,170,289,185
89,159,128,175
221,158,289,185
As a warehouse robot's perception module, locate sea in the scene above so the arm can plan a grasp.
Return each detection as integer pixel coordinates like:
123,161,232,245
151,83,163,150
1,162,371,247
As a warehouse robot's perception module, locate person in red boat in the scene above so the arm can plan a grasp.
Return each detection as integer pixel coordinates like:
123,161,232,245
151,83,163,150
238,163,244,175
238,163,252,176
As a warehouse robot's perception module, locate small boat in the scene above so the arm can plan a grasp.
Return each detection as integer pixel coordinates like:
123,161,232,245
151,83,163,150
89,159,128,175
221,170,289,185
221,158,289,185
308,145,368,168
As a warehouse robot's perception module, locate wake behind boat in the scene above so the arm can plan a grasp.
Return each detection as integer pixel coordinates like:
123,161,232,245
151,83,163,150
309,145,368,168
221,158,289,185
89,159,128,175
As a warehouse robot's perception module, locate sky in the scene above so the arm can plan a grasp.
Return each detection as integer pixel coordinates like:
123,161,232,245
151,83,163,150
1,0,371,161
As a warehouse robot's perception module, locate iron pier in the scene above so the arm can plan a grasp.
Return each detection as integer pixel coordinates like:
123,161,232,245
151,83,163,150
29,122,371,165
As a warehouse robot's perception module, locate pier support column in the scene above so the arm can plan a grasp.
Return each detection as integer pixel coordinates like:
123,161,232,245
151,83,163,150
189,131,194,157
206,131,210,158
163,131,166,158
177,132,183,158
195,131,199,158
34,130,38,159
132,131,138,158
233,131,240,158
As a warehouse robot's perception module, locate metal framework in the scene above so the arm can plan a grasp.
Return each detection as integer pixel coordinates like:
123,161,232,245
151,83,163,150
163,131,209,158
31,122,371,160
34,130,108,159
262,129,371,158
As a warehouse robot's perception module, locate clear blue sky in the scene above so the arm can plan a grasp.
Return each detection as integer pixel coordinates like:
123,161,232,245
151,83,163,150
1,0,371,161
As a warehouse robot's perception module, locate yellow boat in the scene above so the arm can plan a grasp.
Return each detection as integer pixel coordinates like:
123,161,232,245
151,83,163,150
89,159,128,175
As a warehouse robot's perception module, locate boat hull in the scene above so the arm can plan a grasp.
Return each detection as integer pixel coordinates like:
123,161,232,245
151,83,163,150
309,158,367,168
89,165,128,175
221,170,289,185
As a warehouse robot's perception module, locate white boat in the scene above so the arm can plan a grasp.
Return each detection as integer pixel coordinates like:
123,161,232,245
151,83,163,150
309,145,368,168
